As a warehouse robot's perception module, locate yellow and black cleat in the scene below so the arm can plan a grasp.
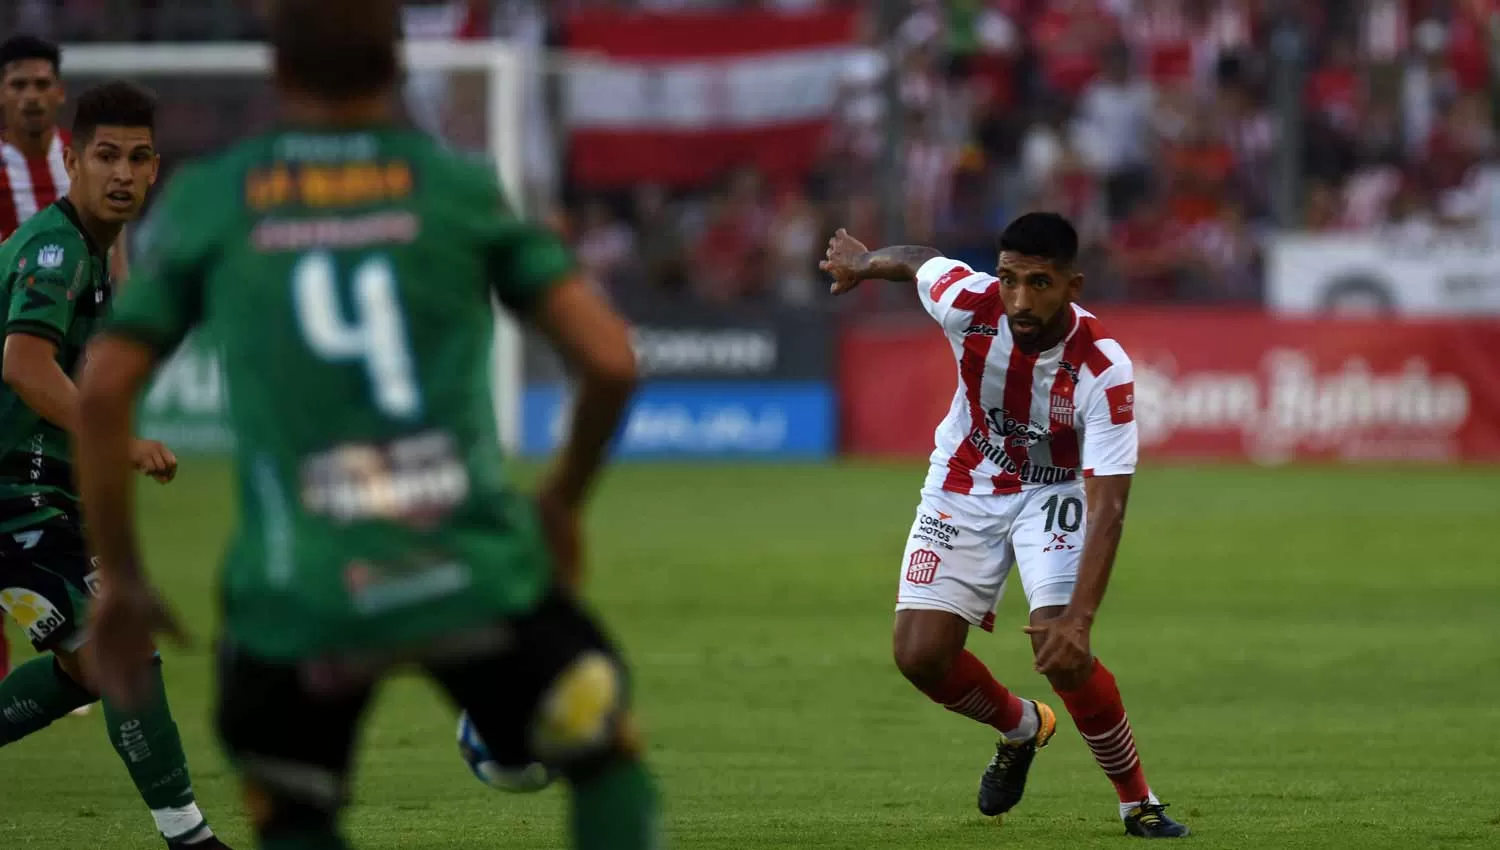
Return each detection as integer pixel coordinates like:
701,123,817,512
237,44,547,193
1123,800,1191,838
977,700,1057,817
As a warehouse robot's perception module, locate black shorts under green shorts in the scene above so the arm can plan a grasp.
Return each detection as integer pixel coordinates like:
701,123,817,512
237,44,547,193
0,518,98,652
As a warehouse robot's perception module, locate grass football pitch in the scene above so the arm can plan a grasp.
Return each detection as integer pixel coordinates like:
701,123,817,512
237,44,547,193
2,460,1498,849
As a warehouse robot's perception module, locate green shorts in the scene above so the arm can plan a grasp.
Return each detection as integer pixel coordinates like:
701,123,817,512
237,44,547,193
0,518,98,652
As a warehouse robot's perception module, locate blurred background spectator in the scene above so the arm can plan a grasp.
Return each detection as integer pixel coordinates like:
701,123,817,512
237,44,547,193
10,0,1500,313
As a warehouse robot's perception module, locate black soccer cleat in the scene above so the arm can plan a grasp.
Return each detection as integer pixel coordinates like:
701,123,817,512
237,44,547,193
1123,800,1191,838
977,699,1057,817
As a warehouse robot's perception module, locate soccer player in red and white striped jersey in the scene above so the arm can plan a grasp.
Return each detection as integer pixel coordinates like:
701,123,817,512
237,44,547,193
821,213,1188,838
0,36,70,243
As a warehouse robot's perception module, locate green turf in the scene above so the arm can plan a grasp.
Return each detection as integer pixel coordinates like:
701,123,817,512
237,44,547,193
3,461,1499,849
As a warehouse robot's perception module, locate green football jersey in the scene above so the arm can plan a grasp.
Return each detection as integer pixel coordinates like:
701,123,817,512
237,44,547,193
0,200,113,533
109,126,574,660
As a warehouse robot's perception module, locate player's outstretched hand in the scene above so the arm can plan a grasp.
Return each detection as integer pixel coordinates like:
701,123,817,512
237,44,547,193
536,482,582,590
820,228,870,295
130,439,178,484
1024,614,1092,677
88,581,189,710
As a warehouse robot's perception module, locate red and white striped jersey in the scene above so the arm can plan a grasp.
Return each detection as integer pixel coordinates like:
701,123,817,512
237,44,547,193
916,257,1138,496
0,131,69,242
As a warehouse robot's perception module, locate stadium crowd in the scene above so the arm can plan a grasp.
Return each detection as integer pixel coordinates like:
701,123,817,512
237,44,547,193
9,0,1500,307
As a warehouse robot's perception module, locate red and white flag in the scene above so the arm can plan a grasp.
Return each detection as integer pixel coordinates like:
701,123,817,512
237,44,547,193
564,10,858,188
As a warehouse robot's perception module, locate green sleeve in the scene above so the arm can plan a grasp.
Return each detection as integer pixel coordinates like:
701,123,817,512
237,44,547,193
107,163,217,354
4,228,90,344
474,170,574,314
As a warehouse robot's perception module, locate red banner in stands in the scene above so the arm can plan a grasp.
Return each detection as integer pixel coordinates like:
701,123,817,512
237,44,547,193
563,10,857,188
841,311,1500,463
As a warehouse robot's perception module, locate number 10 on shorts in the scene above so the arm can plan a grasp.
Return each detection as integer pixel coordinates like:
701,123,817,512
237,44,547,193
1041,494,1082,533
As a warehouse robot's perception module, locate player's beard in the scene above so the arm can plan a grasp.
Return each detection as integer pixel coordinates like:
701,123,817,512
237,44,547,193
18,108,51,137
1009,310,1068,351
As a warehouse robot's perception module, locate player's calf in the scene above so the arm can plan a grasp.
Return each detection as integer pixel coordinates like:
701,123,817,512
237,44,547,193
237,776,347,850
433,592,663,850
1047,655,1188,835
893,610,1057,817
217,645,366,850
542,684,663,850
0,653,96,745
893,610,1034,736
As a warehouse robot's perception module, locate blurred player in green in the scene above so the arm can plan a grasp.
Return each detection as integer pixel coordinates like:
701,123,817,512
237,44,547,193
74,1,659,849
0,81,233,849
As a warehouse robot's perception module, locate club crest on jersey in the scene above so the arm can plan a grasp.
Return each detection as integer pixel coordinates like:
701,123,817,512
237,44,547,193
37,245,64,269
1049,395,1074,425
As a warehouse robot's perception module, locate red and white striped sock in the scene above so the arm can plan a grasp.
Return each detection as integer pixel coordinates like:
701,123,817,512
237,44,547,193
915,650,1028,736
1054,659,1152,804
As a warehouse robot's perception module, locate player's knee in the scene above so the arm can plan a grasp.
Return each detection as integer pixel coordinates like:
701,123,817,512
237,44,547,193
530,649,627,769
892,636,954,690
1042,658,1094,692
50,648,98,694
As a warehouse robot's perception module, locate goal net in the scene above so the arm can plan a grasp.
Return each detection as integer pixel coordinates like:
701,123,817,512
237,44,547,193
64,40,535,454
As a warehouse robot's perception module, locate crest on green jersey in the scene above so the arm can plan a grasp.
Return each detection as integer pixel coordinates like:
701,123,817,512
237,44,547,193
37,245,64,269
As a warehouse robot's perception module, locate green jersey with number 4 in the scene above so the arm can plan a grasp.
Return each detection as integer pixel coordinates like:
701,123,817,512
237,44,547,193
108,127,573,660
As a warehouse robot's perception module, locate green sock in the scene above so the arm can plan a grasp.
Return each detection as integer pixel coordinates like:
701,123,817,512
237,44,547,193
570,758,664,850
0,655,97,745
100,657,197,811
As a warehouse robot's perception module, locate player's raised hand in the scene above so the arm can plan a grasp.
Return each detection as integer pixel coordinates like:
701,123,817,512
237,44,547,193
820,228,871,295
87,581,190,710
1024,614,1093,677
130,438,177,484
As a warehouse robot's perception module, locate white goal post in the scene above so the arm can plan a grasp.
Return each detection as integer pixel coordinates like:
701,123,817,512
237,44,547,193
63,40,532,454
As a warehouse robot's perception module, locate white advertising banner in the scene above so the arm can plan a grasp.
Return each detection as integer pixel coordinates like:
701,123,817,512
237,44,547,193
1267,231,1500,316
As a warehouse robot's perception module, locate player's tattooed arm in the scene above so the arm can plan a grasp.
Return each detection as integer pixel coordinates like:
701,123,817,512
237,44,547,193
820,229,942,294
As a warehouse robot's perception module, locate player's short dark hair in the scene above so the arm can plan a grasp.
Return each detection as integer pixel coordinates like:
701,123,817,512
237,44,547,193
0,35,61,76
270,0,401,99
998,212,1079,268
71,81,157,147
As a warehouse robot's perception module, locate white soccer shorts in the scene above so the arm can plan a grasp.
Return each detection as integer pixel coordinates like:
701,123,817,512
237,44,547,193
895,482,1085,630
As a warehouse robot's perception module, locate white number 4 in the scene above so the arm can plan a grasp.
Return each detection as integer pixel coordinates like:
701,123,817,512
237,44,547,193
293,251,421,419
